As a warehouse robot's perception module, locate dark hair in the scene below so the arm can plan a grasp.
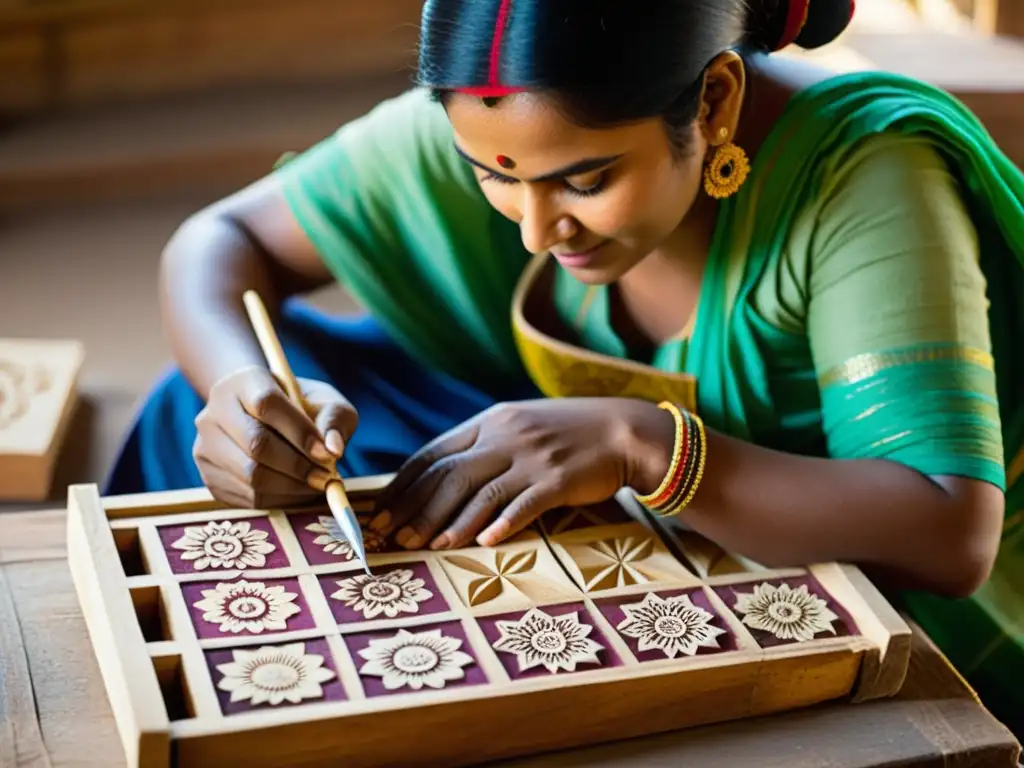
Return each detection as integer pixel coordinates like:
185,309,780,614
417,1,854,153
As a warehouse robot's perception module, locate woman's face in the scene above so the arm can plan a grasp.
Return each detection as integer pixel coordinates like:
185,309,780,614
445,93,707,285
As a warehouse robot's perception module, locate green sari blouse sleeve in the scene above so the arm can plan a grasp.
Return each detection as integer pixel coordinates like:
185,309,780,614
802,133,1005,489
270,88,531,389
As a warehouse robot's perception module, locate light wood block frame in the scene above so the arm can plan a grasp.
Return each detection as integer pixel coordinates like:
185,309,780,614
67,476,913,768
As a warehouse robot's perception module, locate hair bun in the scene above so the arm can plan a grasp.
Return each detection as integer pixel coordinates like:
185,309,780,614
795,0,855,49
756,0,855,52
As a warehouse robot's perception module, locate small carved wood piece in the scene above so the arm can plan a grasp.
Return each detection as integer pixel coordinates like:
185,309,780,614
0,338,84,500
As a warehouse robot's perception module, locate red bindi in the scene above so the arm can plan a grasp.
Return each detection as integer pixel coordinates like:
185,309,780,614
496,154,516,170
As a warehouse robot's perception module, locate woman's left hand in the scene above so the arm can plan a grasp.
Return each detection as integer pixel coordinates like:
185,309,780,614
370,398,674,550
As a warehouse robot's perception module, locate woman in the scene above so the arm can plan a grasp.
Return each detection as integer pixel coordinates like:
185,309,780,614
107,0,1024,734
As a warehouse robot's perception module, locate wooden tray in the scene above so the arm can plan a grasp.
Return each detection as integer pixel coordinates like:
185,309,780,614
66,477,912,768
0,338,84,501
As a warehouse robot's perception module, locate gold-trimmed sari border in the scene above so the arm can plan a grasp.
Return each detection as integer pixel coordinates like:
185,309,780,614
818,345,995,389
510,251,698,412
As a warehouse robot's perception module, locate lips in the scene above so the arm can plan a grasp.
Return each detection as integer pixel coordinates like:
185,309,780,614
551,242,607,267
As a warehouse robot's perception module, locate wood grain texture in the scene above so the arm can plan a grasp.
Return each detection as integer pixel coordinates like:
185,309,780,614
0,570,51,768
0,503,1019,767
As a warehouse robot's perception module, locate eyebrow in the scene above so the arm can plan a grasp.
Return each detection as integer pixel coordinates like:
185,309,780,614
453,144,623,182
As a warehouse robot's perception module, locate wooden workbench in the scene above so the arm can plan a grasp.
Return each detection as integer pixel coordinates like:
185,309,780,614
0,506,1019,768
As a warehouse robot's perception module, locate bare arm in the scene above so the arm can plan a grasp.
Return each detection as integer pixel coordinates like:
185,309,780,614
627,409,1004,599
158,175,334,399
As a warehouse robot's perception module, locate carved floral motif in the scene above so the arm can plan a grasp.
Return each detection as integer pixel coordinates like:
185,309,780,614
616,592,726,658
193,580,300,634
358,629,474,691
492,608,603,674
733,582,840,642
171,520,276,571
215,643,335,706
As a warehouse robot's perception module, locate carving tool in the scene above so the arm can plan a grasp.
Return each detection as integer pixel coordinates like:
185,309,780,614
242,290,370,575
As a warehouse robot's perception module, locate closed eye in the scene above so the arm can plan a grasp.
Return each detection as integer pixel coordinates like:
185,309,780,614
481,171,609,198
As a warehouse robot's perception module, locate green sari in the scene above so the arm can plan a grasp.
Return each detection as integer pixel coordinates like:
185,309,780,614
278,70,1024,734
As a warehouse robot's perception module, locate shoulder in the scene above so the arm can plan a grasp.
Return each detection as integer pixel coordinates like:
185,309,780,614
805,131,980,276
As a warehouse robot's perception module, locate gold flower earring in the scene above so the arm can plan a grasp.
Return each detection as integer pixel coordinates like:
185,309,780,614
703,126,750,200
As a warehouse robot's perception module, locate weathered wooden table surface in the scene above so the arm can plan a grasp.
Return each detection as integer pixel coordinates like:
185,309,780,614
1,507,1020,768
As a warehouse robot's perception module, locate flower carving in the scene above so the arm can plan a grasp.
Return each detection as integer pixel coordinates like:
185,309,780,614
193,580,300,634
493,608,603,674
616,593,727,658
331,568,433,620
215,642,335,706
306,515,386,558
733,582,840,642
171,520,276,571
358,628,474,691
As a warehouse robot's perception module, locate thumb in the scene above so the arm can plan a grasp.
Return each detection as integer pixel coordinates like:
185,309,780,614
313,397,359,459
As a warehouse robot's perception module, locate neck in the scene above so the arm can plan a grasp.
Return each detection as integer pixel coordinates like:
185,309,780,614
611,195,718,345
620,194,717,293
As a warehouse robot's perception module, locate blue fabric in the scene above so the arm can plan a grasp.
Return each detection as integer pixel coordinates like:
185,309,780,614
103,301,540,495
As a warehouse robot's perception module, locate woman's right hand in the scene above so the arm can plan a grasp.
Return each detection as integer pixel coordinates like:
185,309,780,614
192,366,359,509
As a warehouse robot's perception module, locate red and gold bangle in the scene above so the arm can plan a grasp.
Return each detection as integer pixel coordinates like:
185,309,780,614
662,412,707,516
635,404,708,518
634,402,689,511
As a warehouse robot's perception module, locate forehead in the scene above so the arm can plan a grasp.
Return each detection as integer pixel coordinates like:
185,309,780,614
444,92,663,167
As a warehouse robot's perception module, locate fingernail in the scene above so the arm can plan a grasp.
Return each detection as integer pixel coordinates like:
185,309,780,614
478,519,511,547
370,511,391,532
310,441,333,464
307,468,332,492
325,430,346,457
430,533,451,550
396,527,421,550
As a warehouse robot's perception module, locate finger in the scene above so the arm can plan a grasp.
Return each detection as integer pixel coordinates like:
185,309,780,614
237,372,335,466
212,397,331,485
431,473,527,550
477,483,566,547
371,420,482,527
195,459,258,509
197,418,332,497
308,396,359,458
391,450,511,550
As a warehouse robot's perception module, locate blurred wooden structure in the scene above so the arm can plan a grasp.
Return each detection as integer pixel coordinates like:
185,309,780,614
0,0,423,118
910,0,1024,36
0,0,1022,215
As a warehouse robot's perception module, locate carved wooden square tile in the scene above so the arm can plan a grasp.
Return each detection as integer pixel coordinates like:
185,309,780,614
319,561,450,625
546,522,698,594
537,499,635,537
158,517,289,575
287,511,400,567
343,619,488,697
476,602,623,680
656,523,768,578
435,533,580,615
712,575,859,648
181,576,315,640
594,588,738,662
205,637,346,715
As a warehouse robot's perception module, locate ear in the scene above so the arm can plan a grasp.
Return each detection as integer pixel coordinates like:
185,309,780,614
697,51,746,148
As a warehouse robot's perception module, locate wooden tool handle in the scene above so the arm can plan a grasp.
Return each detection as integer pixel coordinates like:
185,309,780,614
242,290,305,405
242,290,354,509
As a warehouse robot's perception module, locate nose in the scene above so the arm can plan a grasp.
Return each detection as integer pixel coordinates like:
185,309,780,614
518,189,576,255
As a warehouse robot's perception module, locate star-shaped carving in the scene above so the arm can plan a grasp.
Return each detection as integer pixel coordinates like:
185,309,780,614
442,550,538,607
